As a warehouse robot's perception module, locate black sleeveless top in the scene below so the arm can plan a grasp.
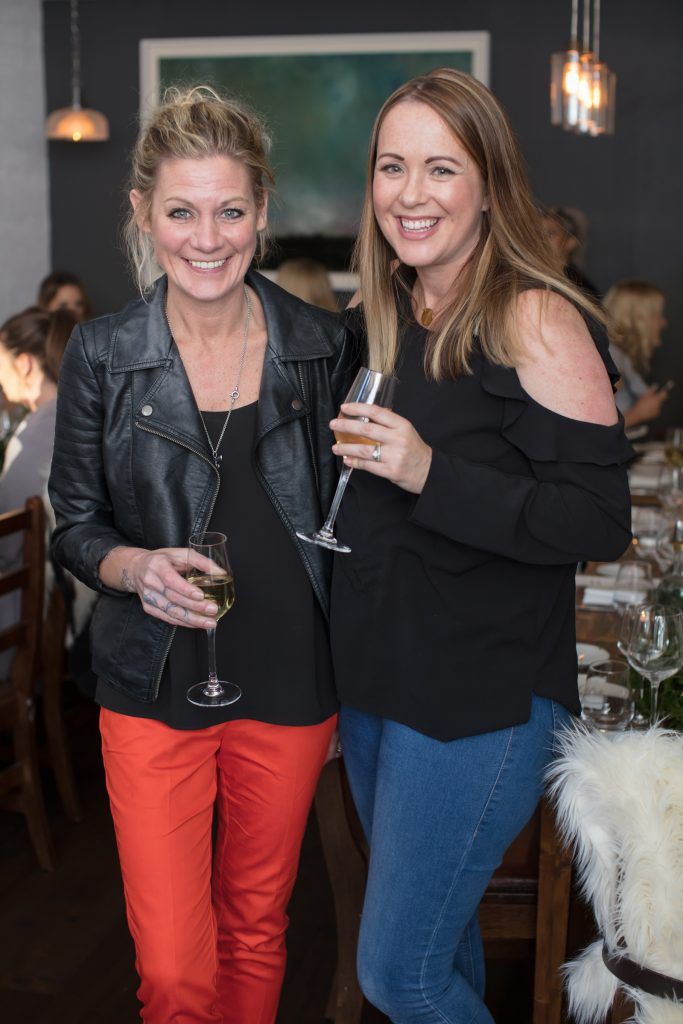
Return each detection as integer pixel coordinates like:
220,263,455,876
330,310,633,741
97,403,337,729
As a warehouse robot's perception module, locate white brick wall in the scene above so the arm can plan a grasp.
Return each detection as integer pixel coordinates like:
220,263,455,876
0,0,49,323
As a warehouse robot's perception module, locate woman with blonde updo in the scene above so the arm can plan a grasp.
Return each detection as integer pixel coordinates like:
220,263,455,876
604,279,670,428
48,85,354,1024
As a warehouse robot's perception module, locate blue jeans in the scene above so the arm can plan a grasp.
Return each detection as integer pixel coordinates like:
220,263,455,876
339,697,571,1024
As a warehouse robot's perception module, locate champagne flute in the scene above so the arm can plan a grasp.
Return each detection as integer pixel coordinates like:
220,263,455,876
297,367,397,553
185,531,240,707
624,603,683,724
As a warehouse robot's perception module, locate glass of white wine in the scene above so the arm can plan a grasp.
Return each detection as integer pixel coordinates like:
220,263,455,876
297,366,397,553
185,531,239,708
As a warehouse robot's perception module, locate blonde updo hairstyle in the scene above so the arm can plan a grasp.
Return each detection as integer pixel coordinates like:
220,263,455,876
125,85,275,293
603,280,666,374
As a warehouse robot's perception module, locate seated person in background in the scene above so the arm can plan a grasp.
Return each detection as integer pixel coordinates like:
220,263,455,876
604,279,670,429
37,269,91,322
541,204,601,299
0,307,76,676
277,257,339,311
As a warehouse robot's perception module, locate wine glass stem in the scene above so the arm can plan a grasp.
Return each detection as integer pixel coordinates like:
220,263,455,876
649,676,660,724
319,465,353,538
204,626,222,697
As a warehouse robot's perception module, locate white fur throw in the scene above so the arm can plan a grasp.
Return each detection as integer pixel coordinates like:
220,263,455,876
546,724,683,1023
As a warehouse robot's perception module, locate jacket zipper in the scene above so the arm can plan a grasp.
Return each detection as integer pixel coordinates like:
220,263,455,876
297,362,320,494
137,421,220,698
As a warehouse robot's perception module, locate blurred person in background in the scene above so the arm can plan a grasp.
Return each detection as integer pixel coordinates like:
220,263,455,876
604,279,670,429
0,306,76,674
277,256,339,311
541,204,600,299
37,269,91,322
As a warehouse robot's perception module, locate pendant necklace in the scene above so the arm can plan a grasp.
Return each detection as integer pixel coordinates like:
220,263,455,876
166,287,252,469
420,307,434,327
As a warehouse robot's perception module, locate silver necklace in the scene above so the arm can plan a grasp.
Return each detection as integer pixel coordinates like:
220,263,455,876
166,287,252,469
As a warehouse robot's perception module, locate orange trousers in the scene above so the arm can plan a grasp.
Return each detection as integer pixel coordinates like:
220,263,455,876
100,708,336,1024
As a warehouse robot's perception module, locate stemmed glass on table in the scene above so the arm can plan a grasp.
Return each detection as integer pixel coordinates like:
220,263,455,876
664,427,683,467
621,603,683,725
185,531,239,708
297,367,397,554
612,561,652,613
657,465,683,515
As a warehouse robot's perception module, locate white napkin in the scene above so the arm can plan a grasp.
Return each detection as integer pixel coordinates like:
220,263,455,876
581,587,616,608
629,464,661,491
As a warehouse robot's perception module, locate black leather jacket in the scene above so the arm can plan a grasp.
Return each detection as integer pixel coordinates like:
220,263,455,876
48,271,356,702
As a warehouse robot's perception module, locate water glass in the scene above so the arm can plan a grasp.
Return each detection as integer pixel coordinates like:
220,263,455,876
580,658,635,731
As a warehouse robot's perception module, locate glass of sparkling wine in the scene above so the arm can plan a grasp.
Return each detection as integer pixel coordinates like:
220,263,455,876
297,366,397,553
186,531,239,707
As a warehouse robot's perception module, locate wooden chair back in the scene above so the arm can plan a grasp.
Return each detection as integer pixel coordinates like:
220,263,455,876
0,496,54,869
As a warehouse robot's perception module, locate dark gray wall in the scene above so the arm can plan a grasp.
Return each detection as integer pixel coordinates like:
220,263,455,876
43,0,683,416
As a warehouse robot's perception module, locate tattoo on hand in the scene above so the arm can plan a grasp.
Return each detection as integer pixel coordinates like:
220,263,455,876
143,591,160,609
121,568,136,593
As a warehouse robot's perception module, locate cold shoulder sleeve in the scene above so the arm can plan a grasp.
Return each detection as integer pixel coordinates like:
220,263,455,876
410,328,634,566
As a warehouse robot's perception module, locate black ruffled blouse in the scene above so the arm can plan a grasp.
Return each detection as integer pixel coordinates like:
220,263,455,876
330,310,633,741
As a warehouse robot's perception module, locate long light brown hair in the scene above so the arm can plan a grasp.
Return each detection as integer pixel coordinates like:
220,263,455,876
124,85,275,294
353,68,605,378
603,280,665,374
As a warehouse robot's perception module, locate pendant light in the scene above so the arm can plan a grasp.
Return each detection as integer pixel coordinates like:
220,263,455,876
550,0,616,137
45,0,109,143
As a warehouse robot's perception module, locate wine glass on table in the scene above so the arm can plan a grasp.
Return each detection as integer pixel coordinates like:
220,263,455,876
624,603,683,725
664,427,683,467
185,531,239,707
297,367,397,553
612,561,652,613
616,604,648,727
657,465,683,515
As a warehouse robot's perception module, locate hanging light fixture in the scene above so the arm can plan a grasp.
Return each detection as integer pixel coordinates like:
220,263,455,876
45,0,109,142
550,0,616,137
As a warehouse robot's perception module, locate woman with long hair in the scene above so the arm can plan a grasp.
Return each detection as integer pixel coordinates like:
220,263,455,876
604,279,670,428
329,67,632,1023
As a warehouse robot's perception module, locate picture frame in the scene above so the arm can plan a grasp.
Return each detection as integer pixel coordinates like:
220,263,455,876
139,32,490,266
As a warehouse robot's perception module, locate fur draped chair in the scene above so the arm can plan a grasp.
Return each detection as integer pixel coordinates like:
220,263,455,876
546,724,683,1024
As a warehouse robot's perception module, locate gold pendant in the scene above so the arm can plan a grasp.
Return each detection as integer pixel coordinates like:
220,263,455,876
420,307,434,327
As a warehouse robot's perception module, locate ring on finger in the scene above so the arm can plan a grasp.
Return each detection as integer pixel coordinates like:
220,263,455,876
371,443,382,463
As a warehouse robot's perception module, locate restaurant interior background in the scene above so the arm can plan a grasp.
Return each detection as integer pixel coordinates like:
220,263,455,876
1,0,681,427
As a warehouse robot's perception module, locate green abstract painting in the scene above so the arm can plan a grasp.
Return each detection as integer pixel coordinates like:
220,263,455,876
144,35,489,239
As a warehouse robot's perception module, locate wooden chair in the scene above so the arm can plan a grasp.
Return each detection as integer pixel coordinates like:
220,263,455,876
0,496,55,870
40,575,83,822
315,757,573,1024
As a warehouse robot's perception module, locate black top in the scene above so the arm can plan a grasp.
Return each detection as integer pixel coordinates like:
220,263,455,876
331,311,633,741
97,403,336,729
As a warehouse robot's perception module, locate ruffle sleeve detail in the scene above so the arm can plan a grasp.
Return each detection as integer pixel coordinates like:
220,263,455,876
479,348,635,468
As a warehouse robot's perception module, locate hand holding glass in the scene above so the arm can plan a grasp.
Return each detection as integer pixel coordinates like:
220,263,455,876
186,531,239,707
297,367,397,553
